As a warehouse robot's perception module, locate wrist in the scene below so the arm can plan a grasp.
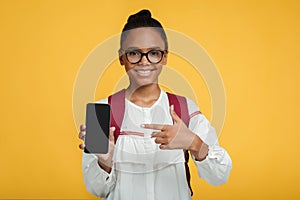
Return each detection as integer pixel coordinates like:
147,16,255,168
98,160,112,173
188,134,208,161
188,134,198,151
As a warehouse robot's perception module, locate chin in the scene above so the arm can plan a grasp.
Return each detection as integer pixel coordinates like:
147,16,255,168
133,79,158,88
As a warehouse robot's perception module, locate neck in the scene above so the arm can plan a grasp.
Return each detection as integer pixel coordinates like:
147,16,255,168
126,83,161,107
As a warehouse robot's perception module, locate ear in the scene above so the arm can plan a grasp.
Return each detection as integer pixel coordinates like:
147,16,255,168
118,49,125,65
161,50,168,65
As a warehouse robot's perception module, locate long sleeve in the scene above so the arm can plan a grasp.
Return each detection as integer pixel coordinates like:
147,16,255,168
187,98,232,186
82,152,116,198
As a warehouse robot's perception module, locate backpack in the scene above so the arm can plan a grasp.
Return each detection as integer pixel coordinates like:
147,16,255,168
108,89,193,196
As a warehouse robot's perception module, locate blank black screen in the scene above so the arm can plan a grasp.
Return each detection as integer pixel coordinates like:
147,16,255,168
84,103,110,154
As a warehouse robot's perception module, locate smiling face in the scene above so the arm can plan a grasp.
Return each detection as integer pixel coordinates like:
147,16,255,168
119,27,168,89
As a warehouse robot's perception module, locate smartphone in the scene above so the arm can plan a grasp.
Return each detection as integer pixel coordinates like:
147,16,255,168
84,103,110,154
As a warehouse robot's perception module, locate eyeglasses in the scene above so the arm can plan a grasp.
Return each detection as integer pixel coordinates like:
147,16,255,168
123,49,167,64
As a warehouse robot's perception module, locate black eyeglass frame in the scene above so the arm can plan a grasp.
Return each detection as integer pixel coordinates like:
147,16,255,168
121,49,168,64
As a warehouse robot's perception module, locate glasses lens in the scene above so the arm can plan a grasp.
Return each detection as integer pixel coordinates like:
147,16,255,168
125,50,164,64
148,50,163,63
126,50,141,63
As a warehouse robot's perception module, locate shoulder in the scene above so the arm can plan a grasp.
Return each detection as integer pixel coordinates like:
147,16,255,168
95,89,126,104
185,97,199,111
185,97,202,116
95,97,108,104
163,90,201,115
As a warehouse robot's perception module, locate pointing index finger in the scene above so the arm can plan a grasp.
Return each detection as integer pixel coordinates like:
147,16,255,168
141,124,166,130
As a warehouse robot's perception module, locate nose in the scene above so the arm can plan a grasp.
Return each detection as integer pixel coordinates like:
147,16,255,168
139,54,150,65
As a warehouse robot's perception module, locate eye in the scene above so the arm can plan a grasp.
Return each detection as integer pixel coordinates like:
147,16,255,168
127,50,140,56
149,50,161,56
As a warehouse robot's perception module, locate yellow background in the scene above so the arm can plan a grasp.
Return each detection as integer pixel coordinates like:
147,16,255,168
1,0,299,199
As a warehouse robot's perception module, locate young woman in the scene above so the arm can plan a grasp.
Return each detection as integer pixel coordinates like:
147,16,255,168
78,9,232,200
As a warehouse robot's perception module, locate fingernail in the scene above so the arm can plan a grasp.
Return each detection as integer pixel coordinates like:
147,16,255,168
171,105,174,110
141,124,145,128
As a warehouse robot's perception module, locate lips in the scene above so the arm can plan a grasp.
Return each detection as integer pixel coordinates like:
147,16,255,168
135,69,156,76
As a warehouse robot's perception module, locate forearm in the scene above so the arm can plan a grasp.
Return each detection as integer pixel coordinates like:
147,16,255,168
188,128,232,186
187,111,232,185
194,145,232,186
188,134,209,161
82,153,116,197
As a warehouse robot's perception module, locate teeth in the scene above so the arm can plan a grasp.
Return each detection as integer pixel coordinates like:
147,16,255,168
138,70,150,74
136,70,151,75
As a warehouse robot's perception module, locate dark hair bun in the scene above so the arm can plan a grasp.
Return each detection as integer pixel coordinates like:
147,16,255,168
121,9,168,50
128,9,152,22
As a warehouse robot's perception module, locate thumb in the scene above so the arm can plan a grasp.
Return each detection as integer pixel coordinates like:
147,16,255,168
109,127,116,143
170,105,180,123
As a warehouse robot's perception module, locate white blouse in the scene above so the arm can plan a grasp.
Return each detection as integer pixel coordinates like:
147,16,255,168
82,90,232,200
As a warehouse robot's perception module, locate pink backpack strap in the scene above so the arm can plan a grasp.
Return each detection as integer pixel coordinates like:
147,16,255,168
166,92,193,196
108,89,125,143
166,92,190,126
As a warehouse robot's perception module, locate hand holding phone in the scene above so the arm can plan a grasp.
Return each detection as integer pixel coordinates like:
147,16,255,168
79,123,115,173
